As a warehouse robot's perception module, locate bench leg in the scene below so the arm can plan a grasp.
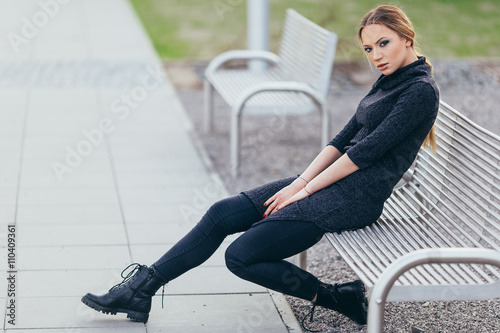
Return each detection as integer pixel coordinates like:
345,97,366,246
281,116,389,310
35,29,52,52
230,110,241,177
367,292,387,333
204,79,214,133
292,251,307,269
298,250,307,269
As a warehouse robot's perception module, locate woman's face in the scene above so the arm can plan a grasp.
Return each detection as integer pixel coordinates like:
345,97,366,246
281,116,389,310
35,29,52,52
361,24,416,75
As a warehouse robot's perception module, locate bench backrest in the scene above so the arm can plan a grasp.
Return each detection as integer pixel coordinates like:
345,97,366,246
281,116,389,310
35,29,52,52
278,9,338,99
385,101,500,251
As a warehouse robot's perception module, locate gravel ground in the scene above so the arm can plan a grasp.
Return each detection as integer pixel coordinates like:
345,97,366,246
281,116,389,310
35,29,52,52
169,58,500,333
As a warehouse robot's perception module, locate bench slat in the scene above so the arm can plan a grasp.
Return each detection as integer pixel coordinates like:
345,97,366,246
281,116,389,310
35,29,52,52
382,203,467,284
439,105,500,159
358,228,415,285
279,9,335,96
411,173,500,251
329,232,380,283
386,193,493,284
375,221,455,284
371,223,435,285
210,70,315,107
418,154,500,241
437,119,500,179
422,149,500,223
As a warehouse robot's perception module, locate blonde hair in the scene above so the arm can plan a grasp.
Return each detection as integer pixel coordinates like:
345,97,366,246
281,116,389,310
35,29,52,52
359,5,437,152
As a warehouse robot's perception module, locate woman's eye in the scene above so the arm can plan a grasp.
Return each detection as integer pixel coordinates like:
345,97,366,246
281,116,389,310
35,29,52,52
380,40,389,47
364,47,372,53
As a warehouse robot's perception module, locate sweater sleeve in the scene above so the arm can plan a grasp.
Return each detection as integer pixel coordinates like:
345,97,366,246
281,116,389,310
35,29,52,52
346,82,438,169
328,113,359,153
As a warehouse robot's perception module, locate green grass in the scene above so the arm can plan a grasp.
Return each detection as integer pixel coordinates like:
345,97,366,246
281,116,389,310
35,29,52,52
129,0,500,61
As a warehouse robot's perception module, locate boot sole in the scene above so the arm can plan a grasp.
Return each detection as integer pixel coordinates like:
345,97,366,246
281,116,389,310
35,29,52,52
81,295,149,323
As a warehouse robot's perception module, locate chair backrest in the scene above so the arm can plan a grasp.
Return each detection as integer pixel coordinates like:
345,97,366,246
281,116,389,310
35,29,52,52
278,9,338,99
386,101,500,250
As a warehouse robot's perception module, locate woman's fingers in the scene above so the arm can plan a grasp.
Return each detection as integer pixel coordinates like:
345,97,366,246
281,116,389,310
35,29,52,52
263,184,302,217
275,189,308,212
275,198,289,212
263,187,310,218
263,194,276,208
263,198,276,217
264,199,280,217
276,193,296,211
264,192,282,217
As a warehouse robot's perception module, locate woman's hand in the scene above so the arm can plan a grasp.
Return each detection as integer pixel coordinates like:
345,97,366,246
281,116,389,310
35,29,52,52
263,180,305,217
277,188,310,211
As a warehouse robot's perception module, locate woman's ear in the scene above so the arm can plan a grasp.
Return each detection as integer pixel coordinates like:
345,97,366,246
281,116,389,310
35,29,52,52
406,39,413,47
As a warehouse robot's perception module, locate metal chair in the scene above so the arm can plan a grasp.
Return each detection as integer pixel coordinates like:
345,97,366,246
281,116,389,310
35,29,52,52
204,9,338,176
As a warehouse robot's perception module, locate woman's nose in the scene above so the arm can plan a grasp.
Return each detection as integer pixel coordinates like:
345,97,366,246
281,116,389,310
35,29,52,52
372,48,382,61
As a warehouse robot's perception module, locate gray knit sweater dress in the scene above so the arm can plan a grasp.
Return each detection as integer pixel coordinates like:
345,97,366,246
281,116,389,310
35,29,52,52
242,57,440,232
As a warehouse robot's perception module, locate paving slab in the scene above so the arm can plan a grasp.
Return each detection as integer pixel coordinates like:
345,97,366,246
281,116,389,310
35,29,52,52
116,173,216,190
19,172,117,190
147,294,289,333
0,192,16,211
120,203,199,225
16,269,126,298
16,223,128,247
126,222,197,245
17,245,131,271
0,0,298,331
7,297,146,330
16,204,123,225
18,189,121,207
118,188,219,207
12,329,145,333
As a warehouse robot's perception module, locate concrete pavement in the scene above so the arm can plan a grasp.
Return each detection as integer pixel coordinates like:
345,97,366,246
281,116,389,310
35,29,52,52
0,0,300,331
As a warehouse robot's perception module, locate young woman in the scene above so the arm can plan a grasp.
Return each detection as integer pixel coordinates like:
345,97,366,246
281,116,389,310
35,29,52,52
82,5,439,327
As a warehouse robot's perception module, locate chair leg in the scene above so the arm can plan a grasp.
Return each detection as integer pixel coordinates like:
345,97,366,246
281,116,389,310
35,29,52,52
204,79,214,133
230,110,242,177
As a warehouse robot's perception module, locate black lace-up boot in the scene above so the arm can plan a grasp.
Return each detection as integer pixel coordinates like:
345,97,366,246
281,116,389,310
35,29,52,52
81,263,166,323
315,280,368,324
302,280,368,331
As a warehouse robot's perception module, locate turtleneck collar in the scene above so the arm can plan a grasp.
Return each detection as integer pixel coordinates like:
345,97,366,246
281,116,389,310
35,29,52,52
371,57,431,90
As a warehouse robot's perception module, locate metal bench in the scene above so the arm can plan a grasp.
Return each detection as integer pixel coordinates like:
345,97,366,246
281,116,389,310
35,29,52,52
203,9,338,176
323,101,500,332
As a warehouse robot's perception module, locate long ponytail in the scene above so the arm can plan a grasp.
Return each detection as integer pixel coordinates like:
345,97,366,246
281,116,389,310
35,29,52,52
416,51,437,152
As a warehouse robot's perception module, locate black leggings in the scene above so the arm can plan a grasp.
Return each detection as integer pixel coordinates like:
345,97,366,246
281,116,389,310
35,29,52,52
150,193,325,301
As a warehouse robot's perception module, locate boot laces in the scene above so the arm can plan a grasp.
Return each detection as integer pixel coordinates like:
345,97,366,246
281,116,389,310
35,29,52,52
110,263,143,291
300,283,340,332
301,303,321,332
149,269,167,310
325,283,340,303
110,263,167,310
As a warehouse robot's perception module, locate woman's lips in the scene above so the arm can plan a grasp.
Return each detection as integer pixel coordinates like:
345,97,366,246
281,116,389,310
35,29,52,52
377,63,388,71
